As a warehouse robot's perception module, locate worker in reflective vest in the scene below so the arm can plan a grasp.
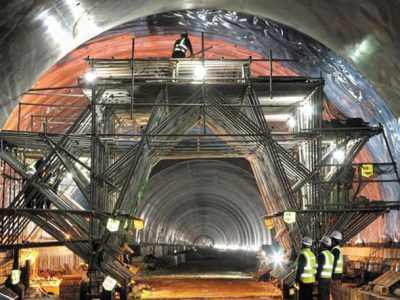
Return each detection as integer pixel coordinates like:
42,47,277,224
172,32,194,58
330,231,344,300
295,236,316,299
25,157,46,208
316,236,334,300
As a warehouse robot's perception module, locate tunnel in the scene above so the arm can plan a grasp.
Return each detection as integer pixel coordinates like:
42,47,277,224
136,159,270,249
1,2,400,299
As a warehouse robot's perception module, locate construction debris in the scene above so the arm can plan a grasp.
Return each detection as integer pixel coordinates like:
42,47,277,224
59,274,85,300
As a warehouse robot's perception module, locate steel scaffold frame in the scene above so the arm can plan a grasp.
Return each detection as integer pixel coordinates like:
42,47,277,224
0,46,399,291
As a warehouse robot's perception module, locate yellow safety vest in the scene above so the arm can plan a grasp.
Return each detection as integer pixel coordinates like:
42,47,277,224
26,163,36,175
320,249,334,279
298,248,316,284
174,38,188,53
332,245,343,274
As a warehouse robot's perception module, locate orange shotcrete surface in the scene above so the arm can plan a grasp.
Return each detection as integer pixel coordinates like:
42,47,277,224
137,277,282,299
3,34,295,132
1,32,384,244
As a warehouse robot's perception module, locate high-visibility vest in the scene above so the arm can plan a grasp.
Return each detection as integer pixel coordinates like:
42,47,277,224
26,162,36,175
320,249,334,279
174,38,188,53
298,248,316,284
332,245,343,274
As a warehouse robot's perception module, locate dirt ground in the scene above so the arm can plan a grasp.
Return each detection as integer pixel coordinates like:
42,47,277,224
132,249,282,299
136,277,281,299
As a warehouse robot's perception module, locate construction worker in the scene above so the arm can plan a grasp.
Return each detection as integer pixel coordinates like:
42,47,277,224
172,32,194,58
25,157,46,208
295,236,316,299
330,231,343,300
316,236,334,300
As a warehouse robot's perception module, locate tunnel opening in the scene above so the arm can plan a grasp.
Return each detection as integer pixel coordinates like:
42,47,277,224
132,159,277,298
0,7,400,300
194,235,215,248
136,158,270,251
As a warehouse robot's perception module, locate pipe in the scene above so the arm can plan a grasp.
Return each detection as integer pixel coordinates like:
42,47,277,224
373,285,389,295
394,288,400,297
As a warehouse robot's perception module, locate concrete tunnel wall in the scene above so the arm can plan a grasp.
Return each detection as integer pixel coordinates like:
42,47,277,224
0,0,400,125
1,2,400,243
135,159,270,250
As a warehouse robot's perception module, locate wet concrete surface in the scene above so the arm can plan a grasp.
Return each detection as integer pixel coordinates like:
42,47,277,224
137,278,281,299
134,249,281,299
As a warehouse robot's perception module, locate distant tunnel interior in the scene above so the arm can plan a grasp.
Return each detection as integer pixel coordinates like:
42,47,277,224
136,159,270,250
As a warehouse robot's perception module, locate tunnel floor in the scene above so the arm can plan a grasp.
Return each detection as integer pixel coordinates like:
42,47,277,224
133,249,281,299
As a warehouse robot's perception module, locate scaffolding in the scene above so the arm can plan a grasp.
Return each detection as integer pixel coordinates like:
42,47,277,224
1,38,400,293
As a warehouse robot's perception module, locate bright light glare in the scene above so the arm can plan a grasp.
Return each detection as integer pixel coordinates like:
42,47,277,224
272,251,285,266
38,3,100,48
66,172,73,180
264,113,292,122
38,11,74,51
349,36,377,63
193,65,206,80
301,103,313,116
288,117,296,128
333,149,345,163
213,244,260,251
65,0,100,40
258,95,304,104
85,72,97,82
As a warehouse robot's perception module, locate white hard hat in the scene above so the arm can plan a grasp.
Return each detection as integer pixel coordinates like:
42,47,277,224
330,231,342,241
320,236,332,247
301,236,312,247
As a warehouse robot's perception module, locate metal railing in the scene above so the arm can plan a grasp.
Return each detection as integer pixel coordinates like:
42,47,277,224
88,58,248,83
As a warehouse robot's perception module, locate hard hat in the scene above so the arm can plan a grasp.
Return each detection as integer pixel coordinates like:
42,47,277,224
330,231,342,241
181,32,188,38
320,236,332,247
301,236,312,247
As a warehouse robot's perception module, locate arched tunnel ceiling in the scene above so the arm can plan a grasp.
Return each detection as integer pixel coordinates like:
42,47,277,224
2,33,294,132
2,3,400,185
136,159,270,249
0,0,399,124
0,1,399,239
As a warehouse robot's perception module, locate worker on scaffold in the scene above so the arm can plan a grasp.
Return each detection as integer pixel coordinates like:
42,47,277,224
171,32,194,58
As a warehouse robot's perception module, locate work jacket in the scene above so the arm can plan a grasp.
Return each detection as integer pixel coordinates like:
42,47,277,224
173,37,193,56
296,248,316,284
331,245,343,280
317,249,334,279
